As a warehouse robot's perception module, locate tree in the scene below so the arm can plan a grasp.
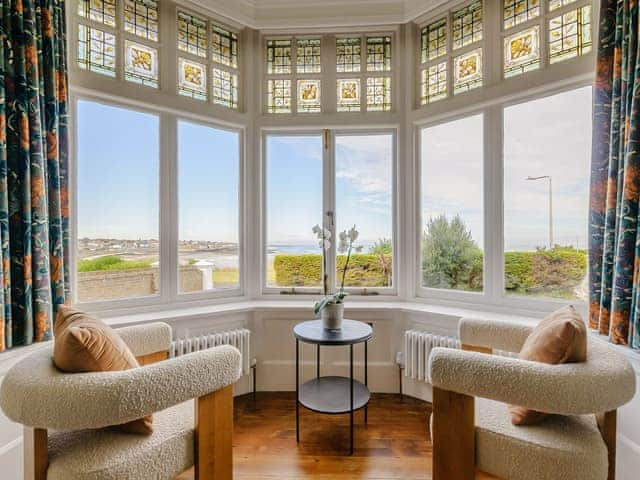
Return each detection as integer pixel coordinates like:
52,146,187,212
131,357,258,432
422,215,482,290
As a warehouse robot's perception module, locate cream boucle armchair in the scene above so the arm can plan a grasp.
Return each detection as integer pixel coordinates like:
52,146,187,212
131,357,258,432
0,322,242,480
429,317,636,480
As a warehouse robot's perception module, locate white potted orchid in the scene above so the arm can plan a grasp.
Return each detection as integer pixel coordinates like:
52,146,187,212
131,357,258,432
313,224,359,330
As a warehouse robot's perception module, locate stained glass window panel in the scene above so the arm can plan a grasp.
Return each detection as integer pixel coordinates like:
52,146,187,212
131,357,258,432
367,77,391,112
421,18,447,63
452,1,483,50
178,58,207,100
366,36,391,72
212,25,238,69
549,0,578,11
124,40,159,88
504,26,540,77
78,25,116,77
549,6,592,64
78,0,117,27
267,40,292,74
421,62,447,105
296,39,321,74
336,37,362,73
297,80,321,113
454,48,482,95
124,0,158,41
177,11,207,58
267,79,292,113
212,68,238,109
337,79,361,112
503,0,540,30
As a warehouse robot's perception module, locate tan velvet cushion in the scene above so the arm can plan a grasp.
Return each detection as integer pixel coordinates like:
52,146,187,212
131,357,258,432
53,305,153,434
509,305,587,425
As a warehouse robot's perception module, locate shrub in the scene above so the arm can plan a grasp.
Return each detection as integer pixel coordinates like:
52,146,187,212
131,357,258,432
505,246,586,298
78,256,154,272
273,254,392,287
274,254,322,287
271,235,586,298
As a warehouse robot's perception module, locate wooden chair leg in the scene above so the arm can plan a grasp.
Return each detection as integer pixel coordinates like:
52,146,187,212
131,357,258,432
432,387,475,480
597,410,617,480
195,385,234,480
24,427,47,480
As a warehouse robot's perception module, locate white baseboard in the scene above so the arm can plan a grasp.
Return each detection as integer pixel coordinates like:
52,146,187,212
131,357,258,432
617,433,640,480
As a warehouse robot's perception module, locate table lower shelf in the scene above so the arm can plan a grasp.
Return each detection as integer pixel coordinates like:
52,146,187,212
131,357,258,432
299,376,370,414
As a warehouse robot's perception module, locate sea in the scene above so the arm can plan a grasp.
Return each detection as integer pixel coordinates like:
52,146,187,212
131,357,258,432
180,242,376,269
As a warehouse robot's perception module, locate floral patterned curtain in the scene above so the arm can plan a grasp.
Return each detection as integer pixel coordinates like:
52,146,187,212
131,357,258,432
0,0,70,351
590,0,640,349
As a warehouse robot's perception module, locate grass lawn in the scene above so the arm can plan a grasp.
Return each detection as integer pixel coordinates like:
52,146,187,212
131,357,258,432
78,256,154,272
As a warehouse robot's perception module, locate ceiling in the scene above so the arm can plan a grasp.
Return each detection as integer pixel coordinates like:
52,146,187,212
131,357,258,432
189,0,450,29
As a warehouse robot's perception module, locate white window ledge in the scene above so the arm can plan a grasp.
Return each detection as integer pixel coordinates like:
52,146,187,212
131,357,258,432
101,298,541,327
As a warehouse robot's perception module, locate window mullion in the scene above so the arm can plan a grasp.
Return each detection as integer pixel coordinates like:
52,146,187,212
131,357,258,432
324,129,337,294
484,0,502,87
159,113,179,301
483,106,504,303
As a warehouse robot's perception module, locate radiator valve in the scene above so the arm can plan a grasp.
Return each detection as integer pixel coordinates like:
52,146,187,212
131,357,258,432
395,351,404,367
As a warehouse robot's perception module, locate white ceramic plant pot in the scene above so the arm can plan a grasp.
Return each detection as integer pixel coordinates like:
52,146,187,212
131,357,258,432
321,303,344,330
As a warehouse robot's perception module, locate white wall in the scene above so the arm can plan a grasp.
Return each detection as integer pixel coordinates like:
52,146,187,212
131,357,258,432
616,358,640,480
1,307,639,480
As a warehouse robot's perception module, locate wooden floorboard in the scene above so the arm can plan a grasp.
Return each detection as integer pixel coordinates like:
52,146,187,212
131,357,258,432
176,392,498,480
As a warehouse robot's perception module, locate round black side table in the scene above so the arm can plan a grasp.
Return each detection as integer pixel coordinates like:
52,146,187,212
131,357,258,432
293,319,373,455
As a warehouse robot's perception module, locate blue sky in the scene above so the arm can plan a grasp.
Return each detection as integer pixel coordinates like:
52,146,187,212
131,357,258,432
77,100,240,242
265,134,393,246
79,85,591,251
77,100,160,240
421,86,592,251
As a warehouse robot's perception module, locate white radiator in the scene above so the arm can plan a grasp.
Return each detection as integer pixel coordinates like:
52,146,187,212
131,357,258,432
404,330,460,381
403,330,517,382
170,328,251,376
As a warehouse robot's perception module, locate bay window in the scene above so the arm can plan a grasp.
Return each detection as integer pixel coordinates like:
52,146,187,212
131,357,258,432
70,0,594,312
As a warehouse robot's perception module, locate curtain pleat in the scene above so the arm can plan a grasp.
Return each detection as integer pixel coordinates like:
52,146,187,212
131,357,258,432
590,0,640,349
0,0,69,351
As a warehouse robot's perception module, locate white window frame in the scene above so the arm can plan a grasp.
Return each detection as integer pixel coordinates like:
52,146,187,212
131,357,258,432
70,91,247,312
413,79,594,312
412,0,595,312
260,127,399,297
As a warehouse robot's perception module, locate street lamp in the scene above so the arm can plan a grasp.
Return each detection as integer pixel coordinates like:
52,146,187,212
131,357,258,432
525,175,553,249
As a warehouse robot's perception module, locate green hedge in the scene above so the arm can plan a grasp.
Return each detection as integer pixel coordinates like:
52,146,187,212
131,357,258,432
504,247,586,297
78,256,154,272
273,248,586,298
274,254,392,287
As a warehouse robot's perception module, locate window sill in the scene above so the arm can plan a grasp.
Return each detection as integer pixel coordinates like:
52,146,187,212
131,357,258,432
100,297,540,328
